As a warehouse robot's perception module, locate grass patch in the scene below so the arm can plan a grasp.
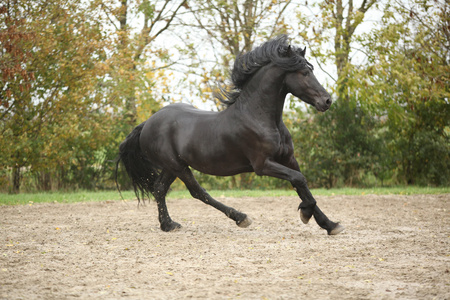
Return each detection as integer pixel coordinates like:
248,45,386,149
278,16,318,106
304,186,450,196
0,190,135,206
0,186,448,206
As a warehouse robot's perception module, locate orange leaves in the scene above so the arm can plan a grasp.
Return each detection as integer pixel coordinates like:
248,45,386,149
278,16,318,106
1,7,36,102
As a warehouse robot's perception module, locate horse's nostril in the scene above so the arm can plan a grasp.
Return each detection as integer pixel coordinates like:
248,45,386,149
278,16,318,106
326,98,332,106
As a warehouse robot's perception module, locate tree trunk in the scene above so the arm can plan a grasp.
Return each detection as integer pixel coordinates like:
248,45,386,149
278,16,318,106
12,166,21,194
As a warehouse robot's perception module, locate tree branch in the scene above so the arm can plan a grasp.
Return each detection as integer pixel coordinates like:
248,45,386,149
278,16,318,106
134,0,187,61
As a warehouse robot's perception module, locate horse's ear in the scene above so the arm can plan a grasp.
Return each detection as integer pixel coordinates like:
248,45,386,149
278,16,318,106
287,45,293,56
279,45,293,57
300,46,307,56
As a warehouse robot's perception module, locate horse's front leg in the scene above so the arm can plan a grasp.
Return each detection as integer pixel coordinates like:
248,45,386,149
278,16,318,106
256,158,344,235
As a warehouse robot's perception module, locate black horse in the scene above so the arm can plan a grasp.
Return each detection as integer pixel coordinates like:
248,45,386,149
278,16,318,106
117,35,344,235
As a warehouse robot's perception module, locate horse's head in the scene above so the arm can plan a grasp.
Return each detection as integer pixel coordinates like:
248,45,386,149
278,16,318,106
284,47,332,112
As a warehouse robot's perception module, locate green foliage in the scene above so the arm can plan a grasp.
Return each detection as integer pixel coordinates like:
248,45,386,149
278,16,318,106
137,0,156,18
1,0,448,193
290,102,387,188
290,0,449,188
359,0,450,185
0,0,179,193
0,0,119,192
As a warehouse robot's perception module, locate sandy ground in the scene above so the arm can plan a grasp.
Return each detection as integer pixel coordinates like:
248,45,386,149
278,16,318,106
0,193,449,299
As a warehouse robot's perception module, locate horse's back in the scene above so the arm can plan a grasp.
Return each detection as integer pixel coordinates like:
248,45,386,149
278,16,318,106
139,104,217,166
154,103,216,117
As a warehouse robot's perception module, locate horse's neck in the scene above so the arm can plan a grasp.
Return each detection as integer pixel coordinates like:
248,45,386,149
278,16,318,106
237,65,288,125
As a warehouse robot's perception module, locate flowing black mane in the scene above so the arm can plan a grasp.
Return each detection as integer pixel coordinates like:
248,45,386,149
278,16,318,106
217,35,314,106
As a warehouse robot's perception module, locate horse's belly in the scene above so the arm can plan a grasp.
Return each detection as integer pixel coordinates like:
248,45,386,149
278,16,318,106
188,156,254,177
178,134,252,176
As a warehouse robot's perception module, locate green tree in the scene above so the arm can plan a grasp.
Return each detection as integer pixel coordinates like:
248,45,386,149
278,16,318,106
293,0,450,187
360,0,450,185
0,2,36,191
1,0,189,193
0,0,115,192
96,0,187,127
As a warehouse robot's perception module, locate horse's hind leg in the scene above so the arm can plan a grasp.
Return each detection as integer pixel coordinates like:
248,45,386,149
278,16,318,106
177,168,252,228
152,170,180,232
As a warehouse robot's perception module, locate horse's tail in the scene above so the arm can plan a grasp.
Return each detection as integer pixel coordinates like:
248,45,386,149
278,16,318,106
115,122,159,202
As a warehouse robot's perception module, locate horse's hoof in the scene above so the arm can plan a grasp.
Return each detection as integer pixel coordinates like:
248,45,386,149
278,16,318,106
299,210,311,224
237,216,252,228
328,224,345,235
161,222,182,232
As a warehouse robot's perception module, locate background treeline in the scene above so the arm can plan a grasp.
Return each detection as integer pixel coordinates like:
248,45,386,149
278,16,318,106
1,0,449,193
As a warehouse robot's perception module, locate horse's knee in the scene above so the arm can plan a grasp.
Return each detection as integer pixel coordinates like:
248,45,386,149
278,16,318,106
292,173,308,191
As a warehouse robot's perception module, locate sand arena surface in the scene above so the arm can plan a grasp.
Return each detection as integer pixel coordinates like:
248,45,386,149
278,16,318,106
1,194,449,299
